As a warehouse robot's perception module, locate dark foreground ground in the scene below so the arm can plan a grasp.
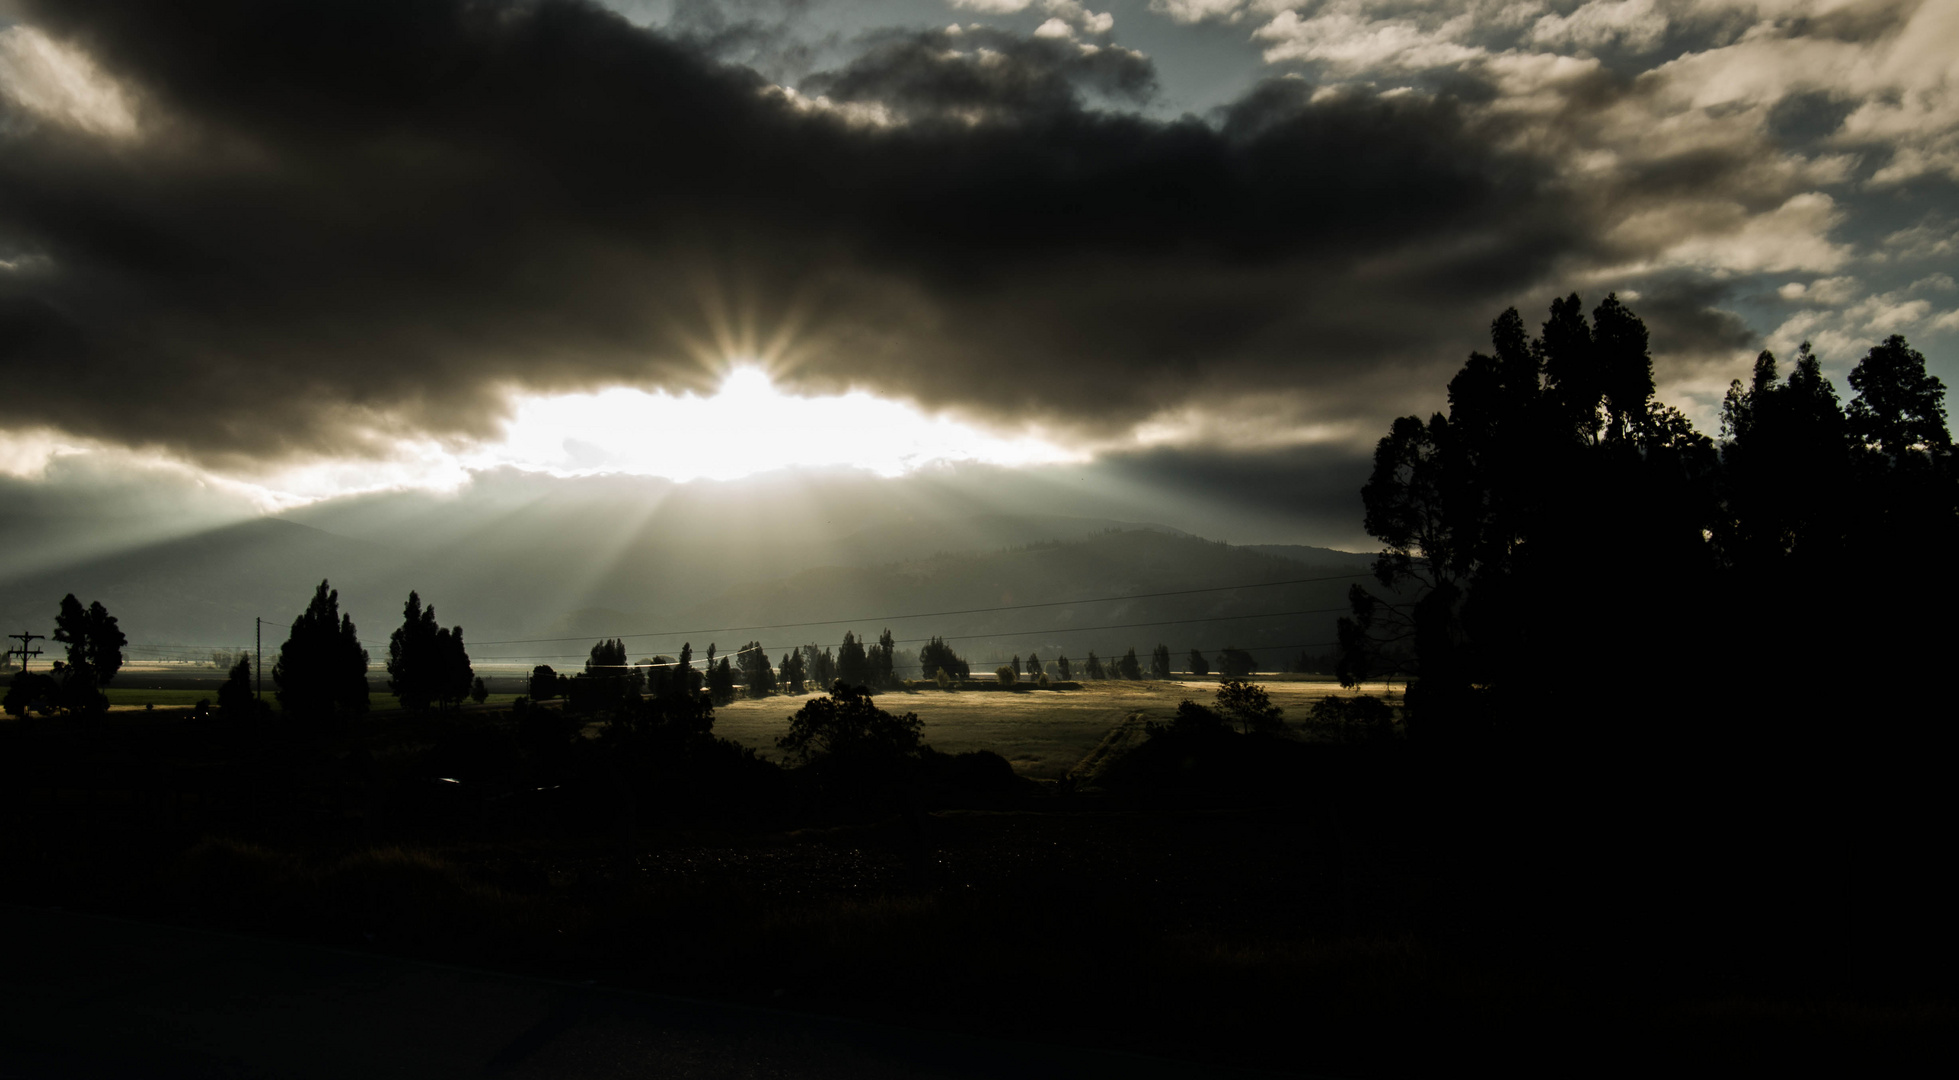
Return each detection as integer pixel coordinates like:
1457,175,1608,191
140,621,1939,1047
2,905,1303,1079
2,706,1955,1077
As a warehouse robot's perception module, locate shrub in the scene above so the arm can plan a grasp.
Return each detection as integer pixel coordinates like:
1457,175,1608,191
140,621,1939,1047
995,665,1017,687
777,683,926,809
1308,694,1395,735
935,668,954,690
1215,680,1287,735
3,671,58,718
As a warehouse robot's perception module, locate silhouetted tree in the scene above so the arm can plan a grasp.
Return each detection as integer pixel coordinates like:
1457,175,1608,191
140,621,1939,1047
51,593,124,713
3,671,57,718
1341,294,1722,745
1187,649,1208,678
1215,646,1255,679
1847,335,1952,471
470,676,489,705
708,655,737,706
1844,335,1956,557
217,655,261,719
1057,654,1072,680
995,665,1017,686
871,629,897,688
1717,343,1851,570
1213,680,1285,734
738,640,776,697
919,636,970,681
387,592,473,713
1084,651,1104,679
1309,693,1394,735
275,581,370,721
678,642,698,695
1150,644,1171,679
837,632,869,687
529,664,561,700
802,644,836,688
779,649,806,693
642,655,683,700
777,682,925,807
1026,651,1043,678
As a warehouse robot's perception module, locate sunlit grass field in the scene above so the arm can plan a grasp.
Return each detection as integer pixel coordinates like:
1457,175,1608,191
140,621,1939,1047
84,678,1398,781
711,678,1404,779
99,688,525,713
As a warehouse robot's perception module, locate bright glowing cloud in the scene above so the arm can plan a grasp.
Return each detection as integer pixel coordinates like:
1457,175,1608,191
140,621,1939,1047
464,367,1084,482
0,25,139,137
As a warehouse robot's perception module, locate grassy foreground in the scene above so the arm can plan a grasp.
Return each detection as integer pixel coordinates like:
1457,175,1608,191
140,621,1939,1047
2,686,1951,1077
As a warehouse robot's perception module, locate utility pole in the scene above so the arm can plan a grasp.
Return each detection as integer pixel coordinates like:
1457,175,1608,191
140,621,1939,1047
6,631,44,672
255,617,263,703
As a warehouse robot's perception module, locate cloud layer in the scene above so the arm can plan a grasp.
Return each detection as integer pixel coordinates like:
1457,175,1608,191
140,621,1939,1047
0,0,1949,482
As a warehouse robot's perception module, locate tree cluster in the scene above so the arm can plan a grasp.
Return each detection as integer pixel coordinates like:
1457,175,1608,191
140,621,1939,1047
1340,295,1954,750
918,636,971,682
387,591,474,713
275,581,370,721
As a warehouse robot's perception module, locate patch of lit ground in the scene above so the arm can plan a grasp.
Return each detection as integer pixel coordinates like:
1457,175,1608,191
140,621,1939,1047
710,679,1404,779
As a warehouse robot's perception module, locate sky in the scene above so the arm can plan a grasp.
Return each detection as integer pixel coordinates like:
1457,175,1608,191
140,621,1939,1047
0,0,1954,550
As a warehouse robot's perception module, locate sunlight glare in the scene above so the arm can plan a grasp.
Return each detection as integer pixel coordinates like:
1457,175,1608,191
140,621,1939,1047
469,366,1080,481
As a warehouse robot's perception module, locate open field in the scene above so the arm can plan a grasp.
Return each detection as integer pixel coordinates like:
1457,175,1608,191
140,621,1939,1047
709,679,1404,779
97,688,526,713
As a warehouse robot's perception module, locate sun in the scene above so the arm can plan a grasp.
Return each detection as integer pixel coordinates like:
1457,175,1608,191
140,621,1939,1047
465,365,1079,481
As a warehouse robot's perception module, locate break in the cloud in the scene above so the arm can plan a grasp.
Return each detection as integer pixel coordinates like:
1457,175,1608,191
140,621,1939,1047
0,0,1950,513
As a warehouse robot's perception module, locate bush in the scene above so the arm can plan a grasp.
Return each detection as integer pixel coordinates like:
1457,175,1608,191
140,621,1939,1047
935,668,954,690
777,682,926,810
3,671,57,718
1215,680,1287,735
995,665,1017,687
1308,694,1395,739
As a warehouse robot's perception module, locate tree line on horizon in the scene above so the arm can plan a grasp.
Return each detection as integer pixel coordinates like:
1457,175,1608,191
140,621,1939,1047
4,574,1311,719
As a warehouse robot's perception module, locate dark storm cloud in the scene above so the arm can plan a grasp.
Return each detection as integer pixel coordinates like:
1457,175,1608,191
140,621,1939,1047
1,0,1607,468
1088,439,1376,547
802,25,1156,120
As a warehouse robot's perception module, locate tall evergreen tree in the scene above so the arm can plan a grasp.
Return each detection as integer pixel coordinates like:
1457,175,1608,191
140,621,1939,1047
837,631,869,687
218,655,257,717
872,629,897,687
275,580,370,720
678,643,699,695
710,656,736,705
1150,644,1172,679
738,640,777,697
388,591,472,712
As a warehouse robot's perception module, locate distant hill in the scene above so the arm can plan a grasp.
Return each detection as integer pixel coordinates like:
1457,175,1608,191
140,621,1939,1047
1237,544,1375,569
0,518,408,658
3,472,1385,672
498,529,1391,677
